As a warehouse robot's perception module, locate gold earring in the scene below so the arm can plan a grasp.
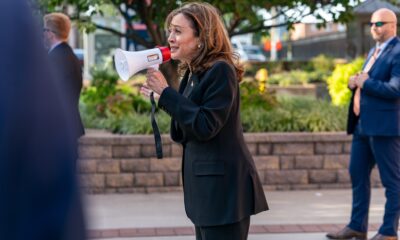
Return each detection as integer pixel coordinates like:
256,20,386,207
198,44,201,49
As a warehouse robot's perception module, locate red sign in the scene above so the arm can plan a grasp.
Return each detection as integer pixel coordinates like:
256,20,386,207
264,40,282,51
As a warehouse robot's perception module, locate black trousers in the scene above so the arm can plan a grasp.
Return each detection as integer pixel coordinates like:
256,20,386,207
195,217,250,240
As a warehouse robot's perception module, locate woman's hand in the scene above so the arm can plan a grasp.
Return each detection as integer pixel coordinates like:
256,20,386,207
140,83,160,100
145,68,168,95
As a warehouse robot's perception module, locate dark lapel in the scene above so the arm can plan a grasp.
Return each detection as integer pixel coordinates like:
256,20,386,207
179,70,190,94
369,37,399,72
183,73,200,98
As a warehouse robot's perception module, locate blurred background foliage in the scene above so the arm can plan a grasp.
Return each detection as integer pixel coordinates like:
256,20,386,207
40,0,364,133
38,0,357,86
252,54,337,86
79,55,355,134
241,96,347,132
327,57,364,106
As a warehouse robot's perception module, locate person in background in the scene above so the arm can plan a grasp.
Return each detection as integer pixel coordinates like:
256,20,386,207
43,12,85,142
141,2,268,240
0,1,86,239
326,8,400,240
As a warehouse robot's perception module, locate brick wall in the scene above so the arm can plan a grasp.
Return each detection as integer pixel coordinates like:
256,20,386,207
78,131,381,193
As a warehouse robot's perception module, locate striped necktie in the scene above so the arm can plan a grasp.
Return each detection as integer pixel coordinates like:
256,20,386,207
353,47,381,116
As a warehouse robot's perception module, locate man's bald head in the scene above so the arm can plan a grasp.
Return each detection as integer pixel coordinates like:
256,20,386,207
370,8,397,43
372,8,397,23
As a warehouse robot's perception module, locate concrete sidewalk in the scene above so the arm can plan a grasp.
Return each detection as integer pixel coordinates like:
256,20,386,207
85,188,392,239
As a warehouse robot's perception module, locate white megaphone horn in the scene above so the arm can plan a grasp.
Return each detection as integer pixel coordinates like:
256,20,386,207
114,46,171,81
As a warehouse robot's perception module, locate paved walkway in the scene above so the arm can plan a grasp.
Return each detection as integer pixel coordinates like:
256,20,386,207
85,188,393,239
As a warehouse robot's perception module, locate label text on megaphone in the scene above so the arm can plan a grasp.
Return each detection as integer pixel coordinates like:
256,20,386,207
147,54,160,62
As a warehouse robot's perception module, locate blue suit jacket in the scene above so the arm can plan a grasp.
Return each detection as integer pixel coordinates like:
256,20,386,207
347,37,400,136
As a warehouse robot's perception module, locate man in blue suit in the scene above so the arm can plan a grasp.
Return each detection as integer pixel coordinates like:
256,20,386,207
327,8,400,240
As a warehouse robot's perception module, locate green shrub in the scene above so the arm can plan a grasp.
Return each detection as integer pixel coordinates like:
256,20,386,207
80,100,169,134
80,67,155,133
80,67,119,115
268,70,311,86
243,61,313,77
241,97,347,132
240,80,277,111
266,55,334,86
80,66,348,134
117,111,171,134
327,58,364,106
310,54,335,72
306,70,329,83
82,95,347,134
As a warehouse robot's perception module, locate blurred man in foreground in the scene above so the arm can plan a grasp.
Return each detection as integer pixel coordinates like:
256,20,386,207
0,1,86,239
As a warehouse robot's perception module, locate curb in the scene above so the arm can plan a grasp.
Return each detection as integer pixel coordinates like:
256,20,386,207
88,223,383,239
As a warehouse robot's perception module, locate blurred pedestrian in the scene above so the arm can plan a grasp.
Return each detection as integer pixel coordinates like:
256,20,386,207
43,12,85,141
141,2,268,239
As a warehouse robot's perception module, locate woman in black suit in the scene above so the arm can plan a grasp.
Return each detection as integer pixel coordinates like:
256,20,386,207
141,2,268,239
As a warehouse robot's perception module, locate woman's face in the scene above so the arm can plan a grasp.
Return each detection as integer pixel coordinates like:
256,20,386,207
168,13,199,64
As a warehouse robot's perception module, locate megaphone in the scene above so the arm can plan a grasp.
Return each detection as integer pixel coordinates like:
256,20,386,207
114,46,171,81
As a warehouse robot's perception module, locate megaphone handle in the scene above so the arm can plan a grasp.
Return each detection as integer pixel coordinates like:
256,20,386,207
150,64,159,70
150,92,163,159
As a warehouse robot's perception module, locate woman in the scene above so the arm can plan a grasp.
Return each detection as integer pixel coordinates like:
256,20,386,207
141,2,268,240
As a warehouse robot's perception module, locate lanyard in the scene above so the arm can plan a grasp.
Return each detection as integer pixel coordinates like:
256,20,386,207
150,92,163,159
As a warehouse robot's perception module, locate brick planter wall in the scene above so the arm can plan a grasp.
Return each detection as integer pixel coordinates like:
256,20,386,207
78,130,382,193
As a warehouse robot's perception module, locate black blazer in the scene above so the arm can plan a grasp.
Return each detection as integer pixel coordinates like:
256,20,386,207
347,37,400,135
48,42,84,139
158,61,268,226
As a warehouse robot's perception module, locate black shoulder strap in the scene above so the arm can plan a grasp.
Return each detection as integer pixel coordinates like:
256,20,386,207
150,92,163,159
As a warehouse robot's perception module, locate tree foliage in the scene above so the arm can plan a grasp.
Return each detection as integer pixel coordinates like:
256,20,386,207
38,0,358,85
39,0,357,46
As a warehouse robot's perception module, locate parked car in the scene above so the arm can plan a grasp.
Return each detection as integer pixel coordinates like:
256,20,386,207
242,45,267,62
232,43,267,62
